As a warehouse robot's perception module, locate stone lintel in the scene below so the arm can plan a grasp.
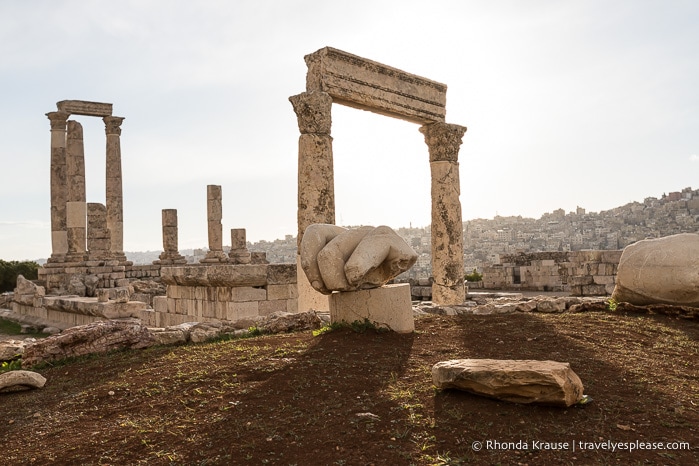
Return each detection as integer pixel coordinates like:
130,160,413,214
56,100,113,117
305,47,447,125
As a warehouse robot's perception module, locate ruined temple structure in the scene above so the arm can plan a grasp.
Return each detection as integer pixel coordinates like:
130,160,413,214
290,47,468,308
40,100,144,293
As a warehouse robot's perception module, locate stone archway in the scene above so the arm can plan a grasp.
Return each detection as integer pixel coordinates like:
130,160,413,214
290,47,467,307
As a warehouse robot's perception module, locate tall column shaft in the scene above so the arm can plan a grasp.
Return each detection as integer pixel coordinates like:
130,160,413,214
290,91,335,249
65,120,87,259
201,185,227,263
420,122,467,305
290,91,335,312
104,116,125,259
47,111,69,260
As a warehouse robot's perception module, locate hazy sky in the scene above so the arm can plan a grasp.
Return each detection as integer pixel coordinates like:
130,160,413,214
1,0,697,260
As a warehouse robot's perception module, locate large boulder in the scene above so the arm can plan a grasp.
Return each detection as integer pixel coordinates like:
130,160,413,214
432,359,585,407
612,233,699,307
22,319,155,366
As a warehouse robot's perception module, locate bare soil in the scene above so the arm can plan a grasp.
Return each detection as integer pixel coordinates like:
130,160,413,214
1,310,697,465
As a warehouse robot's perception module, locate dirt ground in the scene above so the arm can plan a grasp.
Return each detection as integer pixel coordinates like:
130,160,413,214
1,309,697,465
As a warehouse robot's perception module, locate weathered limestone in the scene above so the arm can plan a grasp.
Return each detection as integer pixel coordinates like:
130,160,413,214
432,359,585,407
300,224,417,294
57,99,113,117
155,209,187,265
65,120,87,261
421,123,467,305
329,283,414,333
304,47,447,124
0,370,47,392
47,111,70,260
289,91,335,246
229,228,252,264
612,233,699,307
87,203,112,260
201,185,228,263
292,48,467,308
104,116,126,260
22,320,155,367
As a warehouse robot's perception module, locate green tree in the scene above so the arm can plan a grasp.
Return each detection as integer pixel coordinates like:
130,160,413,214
0,260,40,292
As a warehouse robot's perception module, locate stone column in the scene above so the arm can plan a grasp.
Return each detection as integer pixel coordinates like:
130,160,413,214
65,120,87,261
290,91,334,312
103,116,126,261
201,185,228,263
420,122,467,305
289,91,335,247
47,111,70,261
229,228,251,264
155,209,186,264
87,203,111,261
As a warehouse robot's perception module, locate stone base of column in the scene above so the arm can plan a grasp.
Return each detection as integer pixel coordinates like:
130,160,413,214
228,249,252,264
328,283,414,333
200,251,229,264
432,282,466,306
296,256,330,312
153,253,187,265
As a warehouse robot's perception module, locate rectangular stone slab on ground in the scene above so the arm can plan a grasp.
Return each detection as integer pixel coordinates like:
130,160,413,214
432,359,584,407
328,283,414,333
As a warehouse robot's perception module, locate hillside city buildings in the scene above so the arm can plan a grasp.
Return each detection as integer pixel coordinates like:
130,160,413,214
126,187,698,282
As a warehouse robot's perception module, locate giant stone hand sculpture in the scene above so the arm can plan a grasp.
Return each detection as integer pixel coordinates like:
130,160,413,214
300,224,418,295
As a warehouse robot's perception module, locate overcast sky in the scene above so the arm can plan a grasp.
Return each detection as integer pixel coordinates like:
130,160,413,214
1,0,697,261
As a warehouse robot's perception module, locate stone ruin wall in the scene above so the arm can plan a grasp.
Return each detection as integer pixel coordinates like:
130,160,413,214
482,250,623,296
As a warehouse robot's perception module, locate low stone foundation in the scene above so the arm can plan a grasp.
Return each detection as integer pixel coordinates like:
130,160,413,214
328,283,414,333
144,263,298,327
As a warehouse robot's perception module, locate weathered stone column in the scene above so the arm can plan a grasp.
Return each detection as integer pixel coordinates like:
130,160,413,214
65,120,87,261
290,91,335,312
229,228,251,264
155,209,187,265
289,91,335,247
201,185,227,263
47,111,70,261
420,122,467,305
87,203,111,261
103,116,126,260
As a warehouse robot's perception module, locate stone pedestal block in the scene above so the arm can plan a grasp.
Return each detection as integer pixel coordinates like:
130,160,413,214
328,283,414,333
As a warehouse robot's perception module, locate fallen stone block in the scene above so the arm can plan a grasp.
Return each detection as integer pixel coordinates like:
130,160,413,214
0,370,46,392
432,359,585,407
22,319,155,366
260,311,322,334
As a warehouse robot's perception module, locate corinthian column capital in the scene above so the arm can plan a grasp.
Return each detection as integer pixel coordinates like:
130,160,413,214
419,122,467,163
46,111,70,131
103,116,125,136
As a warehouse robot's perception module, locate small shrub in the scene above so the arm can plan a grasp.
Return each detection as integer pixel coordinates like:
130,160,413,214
464,268,482,282
606,298,618,311
1,359,22,373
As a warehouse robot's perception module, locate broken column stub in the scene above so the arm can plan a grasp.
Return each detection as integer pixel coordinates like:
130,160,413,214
229,228,252,264
201,185,228,263
155,209,187,265
421,122,467,306
87,203,111,260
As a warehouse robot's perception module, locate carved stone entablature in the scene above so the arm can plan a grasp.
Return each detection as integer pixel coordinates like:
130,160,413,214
57,100,113,117
305,47,447,124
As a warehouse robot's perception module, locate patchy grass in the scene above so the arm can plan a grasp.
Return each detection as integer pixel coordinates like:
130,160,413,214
0,311,697,464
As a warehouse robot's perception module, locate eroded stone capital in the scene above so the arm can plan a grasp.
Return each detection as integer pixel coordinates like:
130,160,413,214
289,91,333,134
46,111,69,131
420,122,467,163
103,116,125,136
